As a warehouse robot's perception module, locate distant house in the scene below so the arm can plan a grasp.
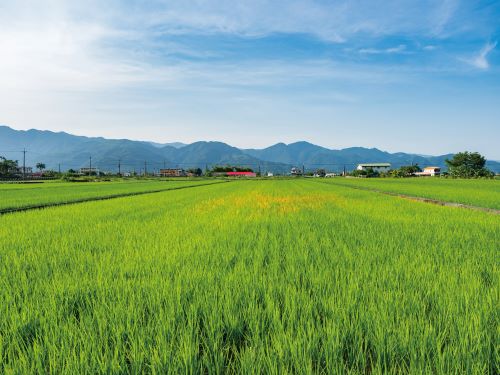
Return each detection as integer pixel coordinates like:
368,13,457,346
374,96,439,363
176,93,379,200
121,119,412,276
226,171,256,177
79,167,99,175
357,163,391,173
266,172,274,177
9,166,33,175
290,167,302,175
325,173,337,178
160,168,187,177
415,166,441,177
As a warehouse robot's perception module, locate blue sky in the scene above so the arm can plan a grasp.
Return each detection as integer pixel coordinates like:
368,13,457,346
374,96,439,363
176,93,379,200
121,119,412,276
0,0,499,158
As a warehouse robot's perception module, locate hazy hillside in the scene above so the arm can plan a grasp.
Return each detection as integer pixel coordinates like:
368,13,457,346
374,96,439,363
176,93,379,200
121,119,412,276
0,126,169,171
1,125,498,173
243,142,480,172
149,141,187,149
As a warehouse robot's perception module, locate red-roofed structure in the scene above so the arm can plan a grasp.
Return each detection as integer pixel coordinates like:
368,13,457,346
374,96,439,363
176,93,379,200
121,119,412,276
226,171,256,177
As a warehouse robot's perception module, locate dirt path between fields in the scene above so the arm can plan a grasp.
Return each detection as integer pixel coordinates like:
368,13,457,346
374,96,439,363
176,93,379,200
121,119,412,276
0,181,229,216
316,181,500,215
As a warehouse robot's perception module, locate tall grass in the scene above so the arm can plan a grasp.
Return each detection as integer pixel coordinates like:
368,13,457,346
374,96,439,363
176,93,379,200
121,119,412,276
0,180,498,373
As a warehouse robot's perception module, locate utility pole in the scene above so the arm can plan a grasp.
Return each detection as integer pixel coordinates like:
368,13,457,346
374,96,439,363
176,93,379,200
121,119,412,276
22,148,26,180
58,163,61,174
343,165,346,177
118,159,121,176
89,156,92,176
302,165,305,175
144,161,147,176
163,160,166,169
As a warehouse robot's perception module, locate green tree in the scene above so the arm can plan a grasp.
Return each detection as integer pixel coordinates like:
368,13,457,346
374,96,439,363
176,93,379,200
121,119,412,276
445,152,493,178
315,169,326,177
36,162,46,172
0,156,18,176
351,168,379,178
391,164,421,178
211,166,253,173
187,168,203,176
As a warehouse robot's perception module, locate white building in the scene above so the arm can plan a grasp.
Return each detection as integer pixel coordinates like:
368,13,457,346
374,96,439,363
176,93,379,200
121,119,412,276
415,166,441,176
356,163,391,172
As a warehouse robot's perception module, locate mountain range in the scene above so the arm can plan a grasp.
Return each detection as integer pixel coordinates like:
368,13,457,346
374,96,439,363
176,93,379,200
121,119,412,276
1,125,498,173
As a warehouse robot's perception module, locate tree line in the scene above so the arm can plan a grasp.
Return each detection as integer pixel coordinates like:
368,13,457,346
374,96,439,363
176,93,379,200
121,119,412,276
349,152,494,178
0,157,47,177
0,151,496,179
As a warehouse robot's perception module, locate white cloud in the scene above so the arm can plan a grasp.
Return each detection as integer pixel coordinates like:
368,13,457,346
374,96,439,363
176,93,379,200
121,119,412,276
428,0,459,36
466,42,497,70
119,0,461,41
0,0,496,152
1,0,430,94
0,0,476,94
359,44,406,55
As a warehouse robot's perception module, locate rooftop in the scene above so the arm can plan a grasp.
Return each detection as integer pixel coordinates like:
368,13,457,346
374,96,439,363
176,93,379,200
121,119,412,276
358,163,391,167
227,171,255,175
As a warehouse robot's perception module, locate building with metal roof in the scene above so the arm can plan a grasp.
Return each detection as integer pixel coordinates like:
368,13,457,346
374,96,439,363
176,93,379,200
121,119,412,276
356,163,391,172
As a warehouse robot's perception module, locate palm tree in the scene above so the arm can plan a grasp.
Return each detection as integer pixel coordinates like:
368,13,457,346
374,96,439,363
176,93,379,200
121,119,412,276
36,162,46,172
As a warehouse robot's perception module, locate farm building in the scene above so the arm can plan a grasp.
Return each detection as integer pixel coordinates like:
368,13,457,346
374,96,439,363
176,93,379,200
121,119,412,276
79,167,99,175
226,171,256,177
9,166,33,175
357,163,391,172
415,166,441,176
160,168,187,177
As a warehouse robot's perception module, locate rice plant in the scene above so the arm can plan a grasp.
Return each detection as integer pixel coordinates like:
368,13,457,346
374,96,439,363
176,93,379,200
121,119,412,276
323,177,500,209
0,179,221,211
0,180,497,373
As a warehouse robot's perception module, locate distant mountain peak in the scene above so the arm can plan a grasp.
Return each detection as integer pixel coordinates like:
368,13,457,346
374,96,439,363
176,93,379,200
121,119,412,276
0,125,498,173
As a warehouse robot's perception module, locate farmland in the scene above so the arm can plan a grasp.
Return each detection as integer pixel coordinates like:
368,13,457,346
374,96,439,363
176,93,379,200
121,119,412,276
0,179,222,212
323,177,500,210
0,179,498,373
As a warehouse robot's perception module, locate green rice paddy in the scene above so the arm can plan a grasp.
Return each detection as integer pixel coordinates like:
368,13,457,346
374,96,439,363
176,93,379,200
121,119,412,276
0,179,498,373
0,179,221,211
324,177,500,209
